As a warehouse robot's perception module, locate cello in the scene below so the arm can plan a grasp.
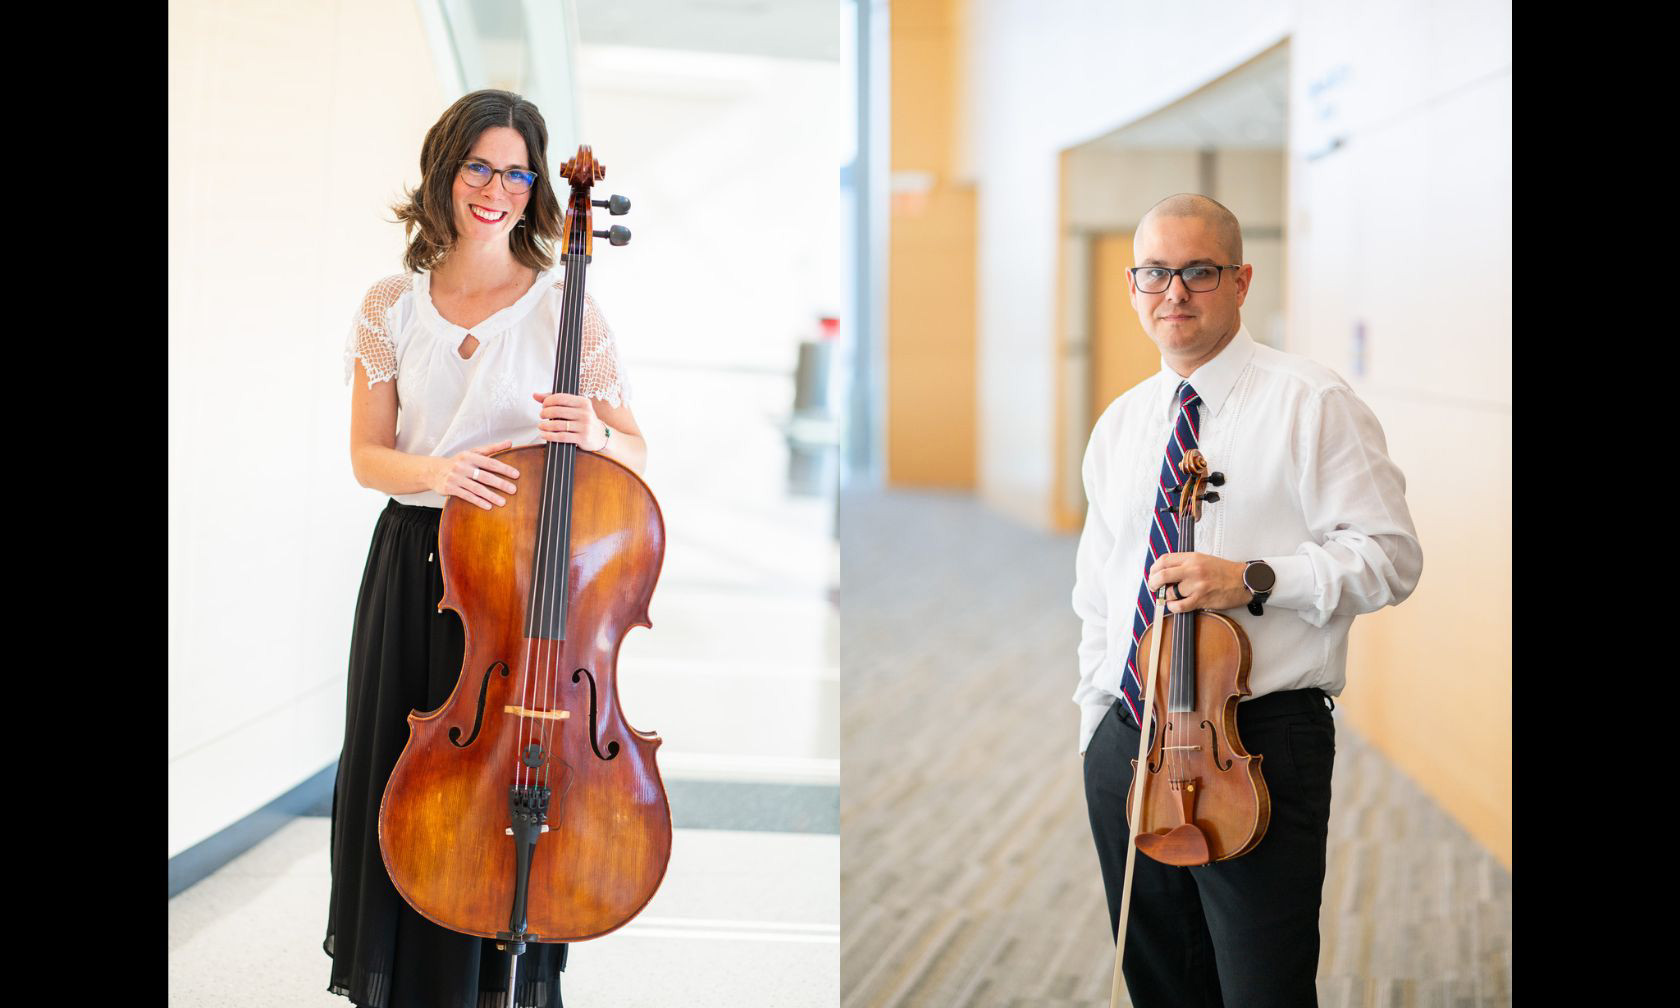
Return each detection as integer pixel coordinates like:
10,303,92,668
1109,447,1269,1006
378,146,670,993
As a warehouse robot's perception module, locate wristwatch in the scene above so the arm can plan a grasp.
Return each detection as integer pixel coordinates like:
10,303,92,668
1243,560,1275,616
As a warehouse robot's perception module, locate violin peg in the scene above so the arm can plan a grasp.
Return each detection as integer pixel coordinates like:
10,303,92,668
1200,491,1219,503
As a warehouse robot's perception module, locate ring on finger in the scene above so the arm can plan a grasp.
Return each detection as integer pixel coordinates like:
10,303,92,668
471,466,480,481
1171,583,1183,601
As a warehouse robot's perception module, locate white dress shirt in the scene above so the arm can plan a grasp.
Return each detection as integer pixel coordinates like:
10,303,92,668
1072,326,1422,754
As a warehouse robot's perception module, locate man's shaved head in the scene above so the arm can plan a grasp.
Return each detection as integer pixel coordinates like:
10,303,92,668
1138,193,1243,263
1129,192,1252,375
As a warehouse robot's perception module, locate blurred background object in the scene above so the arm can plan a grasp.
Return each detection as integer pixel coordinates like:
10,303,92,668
839,1,1509,1005
169,1,841,1004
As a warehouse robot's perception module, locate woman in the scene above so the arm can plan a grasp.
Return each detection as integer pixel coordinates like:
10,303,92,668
328,88,646,1008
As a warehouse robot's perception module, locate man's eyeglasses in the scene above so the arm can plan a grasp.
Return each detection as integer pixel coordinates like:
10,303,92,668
1129,265,1241,294
458,160,538,195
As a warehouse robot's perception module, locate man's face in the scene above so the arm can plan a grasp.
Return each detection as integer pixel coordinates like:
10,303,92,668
1129,215,1251,373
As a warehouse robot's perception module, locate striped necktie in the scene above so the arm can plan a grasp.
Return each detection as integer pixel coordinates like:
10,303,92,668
1117,380,1202,726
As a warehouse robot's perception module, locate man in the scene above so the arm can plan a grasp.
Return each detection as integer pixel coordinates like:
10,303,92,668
1073,193,1421,1006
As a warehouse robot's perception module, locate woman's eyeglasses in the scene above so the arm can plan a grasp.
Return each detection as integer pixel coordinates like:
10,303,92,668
458,160,537,195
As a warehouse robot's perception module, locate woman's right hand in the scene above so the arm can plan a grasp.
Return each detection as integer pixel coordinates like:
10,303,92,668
431,440,520,509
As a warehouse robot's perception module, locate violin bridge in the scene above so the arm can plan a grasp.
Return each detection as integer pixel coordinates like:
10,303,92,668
503,705,570,721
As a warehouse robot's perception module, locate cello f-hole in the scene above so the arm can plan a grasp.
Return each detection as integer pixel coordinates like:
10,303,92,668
570,667,621,761
449,661,510,748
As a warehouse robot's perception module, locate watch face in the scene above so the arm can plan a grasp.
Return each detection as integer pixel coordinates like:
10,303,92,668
1246,561,1276,593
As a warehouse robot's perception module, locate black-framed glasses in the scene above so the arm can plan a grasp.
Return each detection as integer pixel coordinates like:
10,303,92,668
458,159,538,195
1128,264,1241,293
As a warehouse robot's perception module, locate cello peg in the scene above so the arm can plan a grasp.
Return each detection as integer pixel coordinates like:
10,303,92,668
591,194,631,215
1207,472,1226,486
1200,491,1220,503
593,226,631,246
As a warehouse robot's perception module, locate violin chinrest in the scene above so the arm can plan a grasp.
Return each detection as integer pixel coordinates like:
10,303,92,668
1136,823,1212,867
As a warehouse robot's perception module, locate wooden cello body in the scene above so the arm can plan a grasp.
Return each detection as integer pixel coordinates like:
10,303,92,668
378,146,670,950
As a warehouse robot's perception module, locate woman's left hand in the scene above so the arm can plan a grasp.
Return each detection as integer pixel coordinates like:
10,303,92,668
532,392,608,451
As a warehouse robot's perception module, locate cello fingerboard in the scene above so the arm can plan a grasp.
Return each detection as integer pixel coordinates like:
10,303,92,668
525,250,590,641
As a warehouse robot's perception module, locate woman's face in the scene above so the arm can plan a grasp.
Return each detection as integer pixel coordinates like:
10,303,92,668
450,126,534,248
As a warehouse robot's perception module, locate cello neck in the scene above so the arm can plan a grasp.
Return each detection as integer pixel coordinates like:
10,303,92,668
525,151,603,642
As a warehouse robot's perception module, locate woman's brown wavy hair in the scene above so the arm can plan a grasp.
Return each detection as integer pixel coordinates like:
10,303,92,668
393,89,562,273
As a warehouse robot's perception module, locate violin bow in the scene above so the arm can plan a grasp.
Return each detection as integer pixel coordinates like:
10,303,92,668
1109,575,1172,1007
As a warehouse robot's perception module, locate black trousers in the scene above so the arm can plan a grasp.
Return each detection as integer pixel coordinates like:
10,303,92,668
1083,688,1335,1008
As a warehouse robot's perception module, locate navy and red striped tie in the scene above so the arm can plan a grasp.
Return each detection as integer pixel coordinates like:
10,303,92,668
1117,380,1202,726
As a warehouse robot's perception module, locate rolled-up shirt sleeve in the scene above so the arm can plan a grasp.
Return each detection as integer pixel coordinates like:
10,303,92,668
1265,385,1423,626
1072,434,1120,753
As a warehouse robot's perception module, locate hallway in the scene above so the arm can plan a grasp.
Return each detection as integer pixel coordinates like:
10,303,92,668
838,489,1510,1008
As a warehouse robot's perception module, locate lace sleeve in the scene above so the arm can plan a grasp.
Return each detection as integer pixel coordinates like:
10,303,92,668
343,274,413,388
577,292,630,407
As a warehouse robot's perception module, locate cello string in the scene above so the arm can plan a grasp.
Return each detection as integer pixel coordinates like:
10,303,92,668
535,248,582,792
557,244,588,786
544,247,586,792
537,234,586,793
523,222,579,793
525,232,582,793
528,247,575,790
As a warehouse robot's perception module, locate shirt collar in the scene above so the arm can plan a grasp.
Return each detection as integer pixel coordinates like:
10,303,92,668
1157,324,1255,418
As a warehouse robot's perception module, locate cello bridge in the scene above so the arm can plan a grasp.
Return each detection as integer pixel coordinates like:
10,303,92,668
504,705,570,721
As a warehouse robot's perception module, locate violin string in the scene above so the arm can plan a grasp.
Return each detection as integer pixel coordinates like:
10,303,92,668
1168,501,1181,800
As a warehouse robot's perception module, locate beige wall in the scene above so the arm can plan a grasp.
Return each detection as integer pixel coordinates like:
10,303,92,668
960,1,1511,866
885,0,977,487
168,0,448,856
1287,4,1512,867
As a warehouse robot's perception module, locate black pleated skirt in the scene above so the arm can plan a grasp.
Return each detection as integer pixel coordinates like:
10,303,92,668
326,500,568,1008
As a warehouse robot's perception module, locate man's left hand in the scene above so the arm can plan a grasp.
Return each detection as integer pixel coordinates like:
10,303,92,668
1147,552,1251,614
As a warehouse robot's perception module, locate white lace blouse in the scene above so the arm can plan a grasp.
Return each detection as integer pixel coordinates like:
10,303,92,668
343,268,629,509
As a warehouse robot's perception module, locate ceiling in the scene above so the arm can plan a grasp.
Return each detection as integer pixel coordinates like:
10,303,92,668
572,0,840,61
1085,42,1289,151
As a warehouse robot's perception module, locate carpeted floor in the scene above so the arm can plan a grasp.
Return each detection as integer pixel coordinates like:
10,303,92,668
838,489,1510,1008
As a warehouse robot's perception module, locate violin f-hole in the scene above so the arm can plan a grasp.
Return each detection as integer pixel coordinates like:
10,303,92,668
570,667,621,761
1146,719,1167,774
449,661,510,748
1200,719,1232,771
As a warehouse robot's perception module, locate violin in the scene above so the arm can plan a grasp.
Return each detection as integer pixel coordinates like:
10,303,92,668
377,147,670,979
1109,447,1268,1004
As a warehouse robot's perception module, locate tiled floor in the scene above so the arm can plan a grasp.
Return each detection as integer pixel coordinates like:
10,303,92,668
168,818,837,1007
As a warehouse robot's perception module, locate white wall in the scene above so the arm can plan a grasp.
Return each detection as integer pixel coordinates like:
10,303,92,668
963,0,1293,525
962,0,1508,529
168,0,447,857
572,45,843,783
